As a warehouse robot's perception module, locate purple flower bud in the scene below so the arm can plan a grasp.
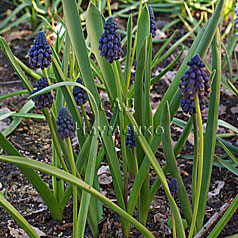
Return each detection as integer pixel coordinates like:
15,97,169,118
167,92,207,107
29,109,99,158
108,41,113,48
108,34,114,40
102,44,107,51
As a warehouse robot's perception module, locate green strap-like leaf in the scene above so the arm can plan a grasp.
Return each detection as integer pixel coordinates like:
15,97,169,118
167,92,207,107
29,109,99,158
125,111,186,238
76,122,99,237
161,101,192,227
197,29,222,229
134,38,147,166
136,4,150,57
0,3,31,29
0,112,45,120
208,195,238,238
0,132,62,220
62,0,125,222
125,14,133,88
0,13,31,35
3,100,34,137
0,155,155,238
0,195,40,238
0,37,33,93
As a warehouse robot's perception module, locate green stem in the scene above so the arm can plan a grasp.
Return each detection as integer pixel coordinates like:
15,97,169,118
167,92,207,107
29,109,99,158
161,102,192,227
188,93,204,237
112,61,129,237
43,68,49,82
66,137,77,238
107,0,112,16
80,103,90,133
112,61,128,207
44,109,68,172
192,113,199,209
172,210,176,238
132,147,138,176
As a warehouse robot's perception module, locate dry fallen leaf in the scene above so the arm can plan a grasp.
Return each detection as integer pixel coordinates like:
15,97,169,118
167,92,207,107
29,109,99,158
187,133,194,145
8,225,46,238
98,173,112,185
208,180,225,199
98,165,112,185
230,106,238,114
154,29,166,40
97,165,110,176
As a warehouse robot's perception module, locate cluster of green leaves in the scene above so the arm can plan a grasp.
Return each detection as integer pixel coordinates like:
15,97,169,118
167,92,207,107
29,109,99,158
0,0,237,237
116,0,238,96
0,0,61,35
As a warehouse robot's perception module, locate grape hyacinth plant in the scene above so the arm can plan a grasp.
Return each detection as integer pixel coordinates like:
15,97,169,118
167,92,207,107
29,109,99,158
56,106,75,140
73,77,88,105
169,178,179,197
178,54,211,114
148,5,157,37
0,0,237,238
125,123,136,149
98,17,123,63
28,31,52,70
32,76,53,109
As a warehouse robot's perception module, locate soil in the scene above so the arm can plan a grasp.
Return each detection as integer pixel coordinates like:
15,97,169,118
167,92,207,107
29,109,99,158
0,1,238,238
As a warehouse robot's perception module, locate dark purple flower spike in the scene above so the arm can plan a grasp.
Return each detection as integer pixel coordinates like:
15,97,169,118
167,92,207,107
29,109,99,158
148,5,157,38
178,54,211,114
126,123,136,149
98,17,123,63
28,32,52,70
32,76,53,109
56,107,75,140
169,178,179,197
73,77,87,105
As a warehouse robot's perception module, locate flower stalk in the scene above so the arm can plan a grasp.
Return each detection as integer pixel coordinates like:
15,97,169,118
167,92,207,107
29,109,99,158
188,92,204,237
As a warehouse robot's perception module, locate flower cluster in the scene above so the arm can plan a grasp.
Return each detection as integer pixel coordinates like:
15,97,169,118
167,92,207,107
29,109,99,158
28,32,52,70
125,123,136,149
56,107,75,140
169,178,179,196
178,55,210,114
99,17,123,63
73,77,88,105
32,76,53,109
148,5,157,38
131,60,137,83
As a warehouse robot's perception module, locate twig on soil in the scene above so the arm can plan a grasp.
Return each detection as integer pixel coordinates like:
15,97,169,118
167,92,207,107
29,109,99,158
23,207,47,217
193,199,233,238
11,140,24,150
0,80,22,85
